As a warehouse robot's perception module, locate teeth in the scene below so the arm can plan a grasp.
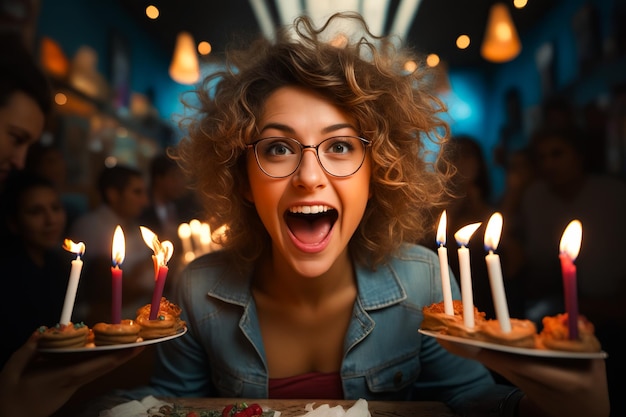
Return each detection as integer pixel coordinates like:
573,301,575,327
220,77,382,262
289,205,331,214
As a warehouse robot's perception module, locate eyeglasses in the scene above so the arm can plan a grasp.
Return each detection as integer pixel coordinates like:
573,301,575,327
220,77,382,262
247,136,371,178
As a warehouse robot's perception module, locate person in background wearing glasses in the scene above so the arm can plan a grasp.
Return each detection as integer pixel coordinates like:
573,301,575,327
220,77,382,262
104,13,608,417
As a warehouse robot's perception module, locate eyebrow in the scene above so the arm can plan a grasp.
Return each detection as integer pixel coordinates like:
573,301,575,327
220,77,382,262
259,122,357,136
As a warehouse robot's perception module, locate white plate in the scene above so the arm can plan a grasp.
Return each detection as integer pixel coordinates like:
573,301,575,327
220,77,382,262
39,327,187,353
419,329,608,359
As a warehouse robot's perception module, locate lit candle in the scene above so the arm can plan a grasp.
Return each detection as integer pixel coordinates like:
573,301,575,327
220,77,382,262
559,220,582,340
200,222,212,253
59,239,86,325
177,222,195,263
484,212,511,332
140,226,174,320
436,211,454,315
454,223,481,328
111,225,125,324
189,219,203,256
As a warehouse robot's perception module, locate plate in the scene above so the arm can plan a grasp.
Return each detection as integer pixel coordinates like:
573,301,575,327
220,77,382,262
419,329,608,359
38,327,187,353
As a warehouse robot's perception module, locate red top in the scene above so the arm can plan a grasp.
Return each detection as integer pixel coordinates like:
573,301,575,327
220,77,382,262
269,372,343,399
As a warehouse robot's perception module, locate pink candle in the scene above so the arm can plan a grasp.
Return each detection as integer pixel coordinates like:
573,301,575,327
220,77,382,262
559,220,582,340
111,265,123,324
111,226,125,324
150,266,169,320
140,226,174,320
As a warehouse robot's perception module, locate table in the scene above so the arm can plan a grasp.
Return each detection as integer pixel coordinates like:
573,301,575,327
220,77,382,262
167,398,459,417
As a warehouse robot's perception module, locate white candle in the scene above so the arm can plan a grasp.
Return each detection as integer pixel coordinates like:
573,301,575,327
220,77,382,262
60,240,85,325
454,223,481,329
484,212,511,333
177,222,195,262
200,222,212,253
189,219,203,256
436,211,454,315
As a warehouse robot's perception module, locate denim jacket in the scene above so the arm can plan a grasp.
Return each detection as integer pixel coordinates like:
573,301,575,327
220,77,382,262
126,244,522,416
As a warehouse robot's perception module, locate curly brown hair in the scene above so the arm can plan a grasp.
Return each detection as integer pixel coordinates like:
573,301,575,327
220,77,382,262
175,12,453,269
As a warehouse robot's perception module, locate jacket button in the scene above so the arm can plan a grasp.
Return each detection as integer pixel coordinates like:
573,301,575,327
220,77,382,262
394,371,403,386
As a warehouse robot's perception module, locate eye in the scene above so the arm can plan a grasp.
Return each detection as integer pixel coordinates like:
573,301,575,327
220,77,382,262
261,138,298,157
322,137,357,155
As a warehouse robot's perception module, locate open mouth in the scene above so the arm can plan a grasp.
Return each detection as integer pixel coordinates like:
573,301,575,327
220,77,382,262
284,205,338,245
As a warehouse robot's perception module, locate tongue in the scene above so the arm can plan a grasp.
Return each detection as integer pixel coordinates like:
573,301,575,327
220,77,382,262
287,216,332,244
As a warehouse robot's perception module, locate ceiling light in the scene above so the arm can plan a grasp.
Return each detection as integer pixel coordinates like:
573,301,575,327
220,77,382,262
169,31,200,84
480,3,521,63
145,5,159,19
456,34,470,49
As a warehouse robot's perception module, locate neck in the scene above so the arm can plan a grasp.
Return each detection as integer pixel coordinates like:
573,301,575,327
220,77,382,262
254,248,356,307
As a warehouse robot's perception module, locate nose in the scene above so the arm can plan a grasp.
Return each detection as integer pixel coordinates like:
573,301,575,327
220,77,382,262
292,148,327,190
11,145,29,170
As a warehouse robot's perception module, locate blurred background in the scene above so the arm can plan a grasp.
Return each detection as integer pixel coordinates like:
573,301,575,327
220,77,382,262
3,0,625,203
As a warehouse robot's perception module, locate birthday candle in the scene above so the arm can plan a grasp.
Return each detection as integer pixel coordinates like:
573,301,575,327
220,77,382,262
111,225,125,324
484,212,511,333
59,239,85,325
454,223,481,328
559,220,582,340
140,226,174,320
436,211,454,315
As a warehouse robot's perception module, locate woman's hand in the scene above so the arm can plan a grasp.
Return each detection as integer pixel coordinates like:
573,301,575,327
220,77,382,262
438,339,610,417
0,335,144,417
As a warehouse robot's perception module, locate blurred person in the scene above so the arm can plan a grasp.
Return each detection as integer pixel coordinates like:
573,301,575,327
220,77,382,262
69,164,152,324
519,126,626,415
24,141,89,232
0,32,141,417
95,14,608,417
432,135,498,319
139,152,201,283
0,172,69,367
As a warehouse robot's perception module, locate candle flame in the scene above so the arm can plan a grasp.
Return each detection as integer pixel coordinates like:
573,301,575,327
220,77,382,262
140,226,174,266
436,210,447,246
178,222,191,239
454,222,482,246
559,220,582,260
189,218,202,234
62,239,85,257
484,212,503,251
200,222,211,245
111,225,125,266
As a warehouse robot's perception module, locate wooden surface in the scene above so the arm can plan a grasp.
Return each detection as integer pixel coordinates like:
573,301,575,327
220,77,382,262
167,398,459,417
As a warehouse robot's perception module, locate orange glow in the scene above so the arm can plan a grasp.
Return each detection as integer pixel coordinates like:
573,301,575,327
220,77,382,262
426,53,440,67
404,60,418,73
62,239,85,256
456,34,470,49
480,3,521,63
436,210,447,245
484,212,503,251
146,5,159,19
140,226,174,267
111,225,125,266
559,220,582,260
198,41,212,55
54,93,67,105
454,223,482,246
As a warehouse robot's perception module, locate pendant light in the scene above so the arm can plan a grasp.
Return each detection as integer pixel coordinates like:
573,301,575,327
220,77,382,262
480,3,521,63
169,31,200,84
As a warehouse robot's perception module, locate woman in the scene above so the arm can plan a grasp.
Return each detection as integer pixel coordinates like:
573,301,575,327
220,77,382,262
119,13,608,417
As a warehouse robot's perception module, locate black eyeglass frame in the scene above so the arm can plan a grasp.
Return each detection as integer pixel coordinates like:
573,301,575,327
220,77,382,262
246,136,372,178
